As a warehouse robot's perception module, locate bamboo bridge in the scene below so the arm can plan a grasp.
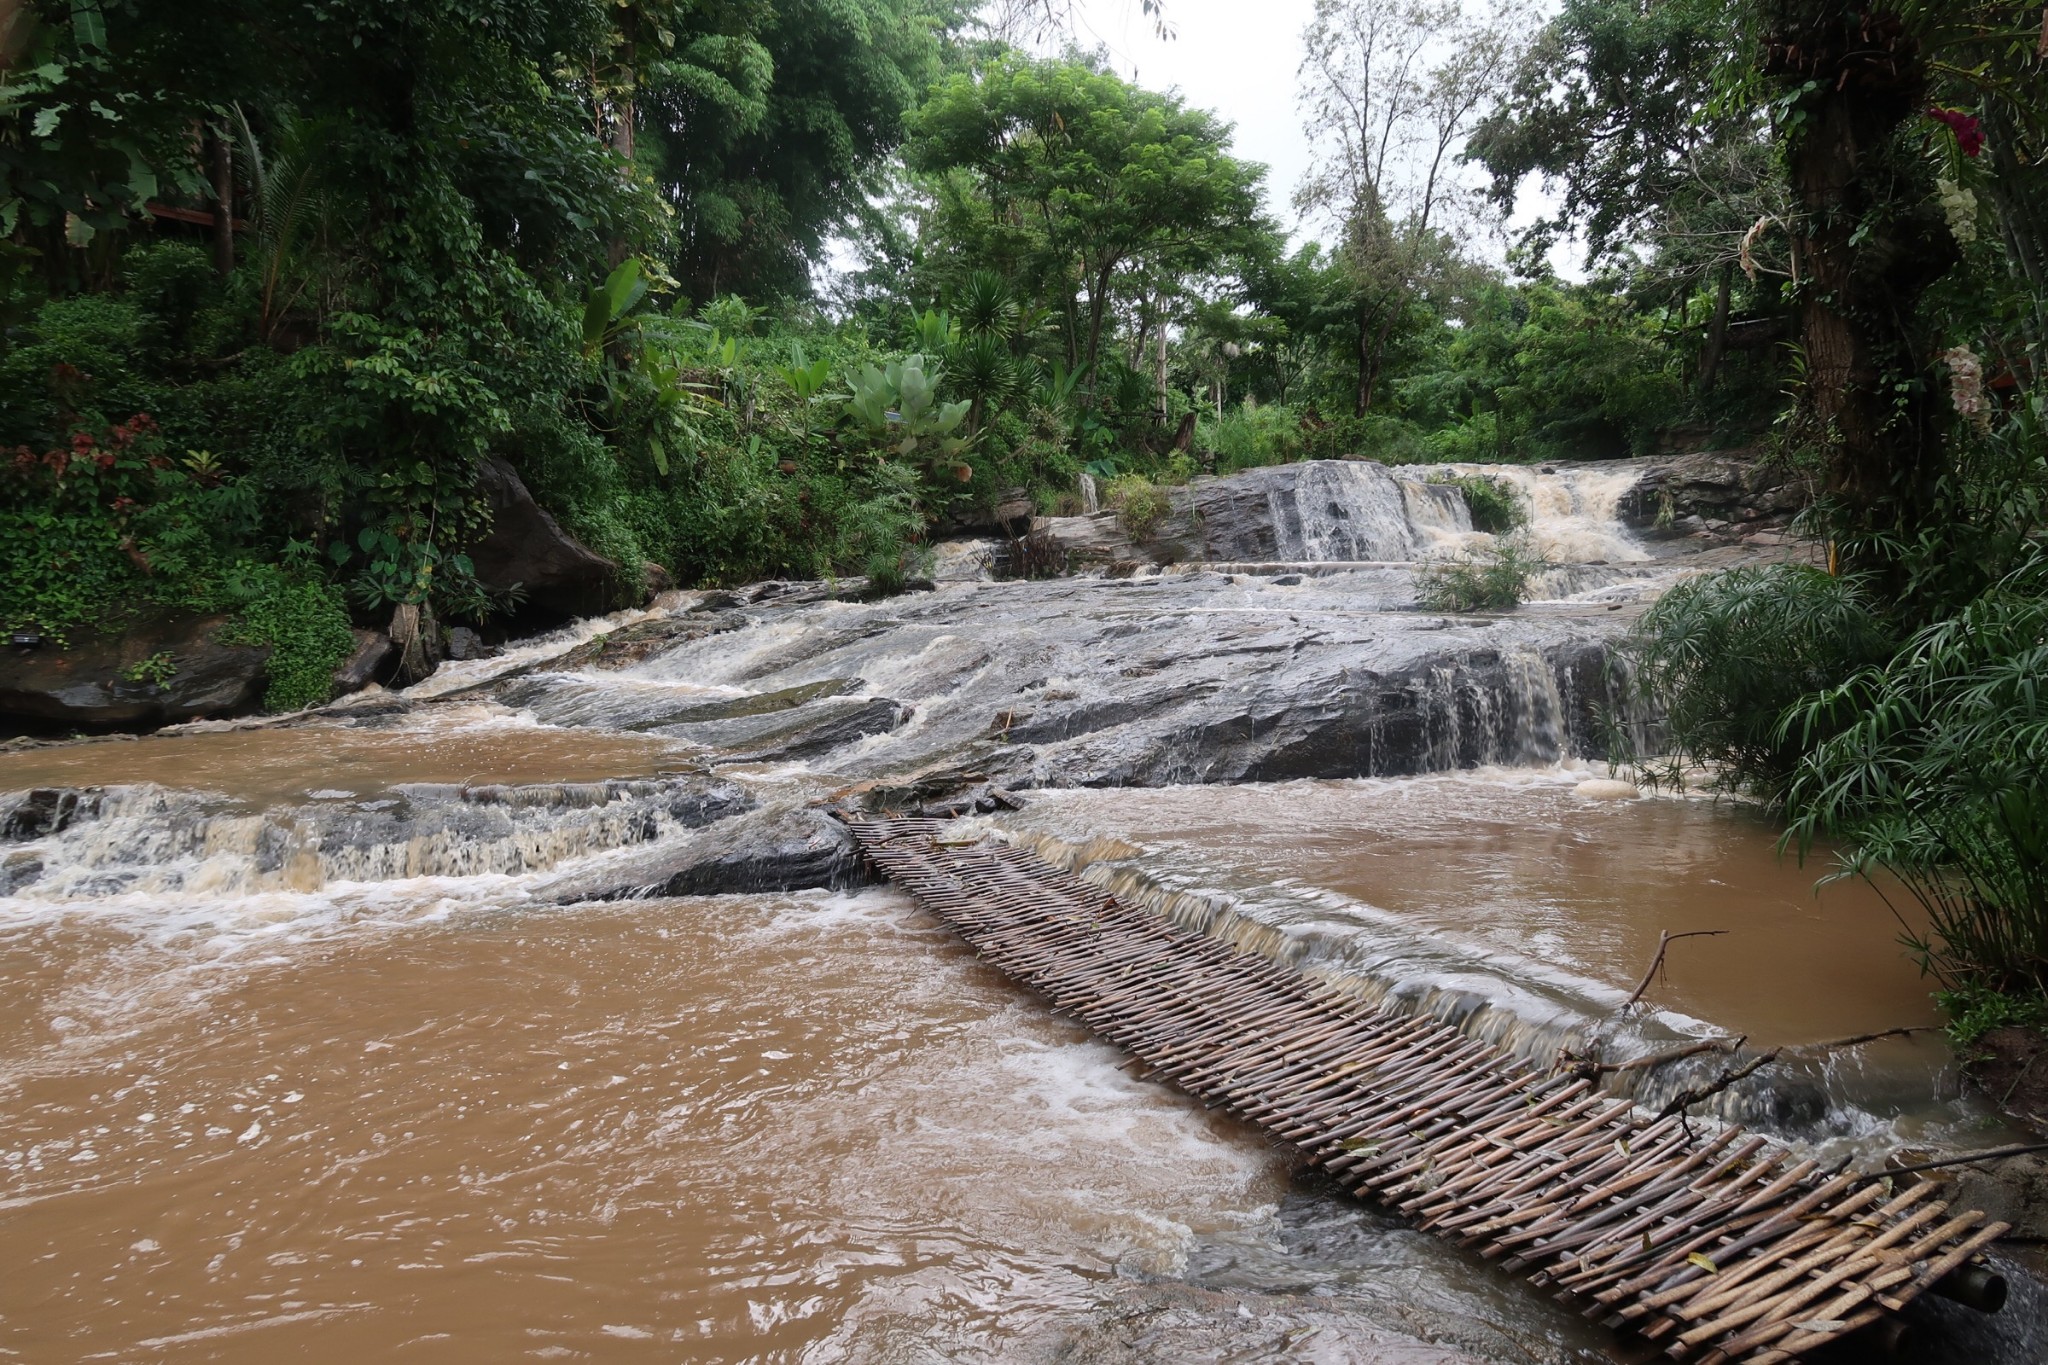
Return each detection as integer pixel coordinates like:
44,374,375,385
842,816,2012,1364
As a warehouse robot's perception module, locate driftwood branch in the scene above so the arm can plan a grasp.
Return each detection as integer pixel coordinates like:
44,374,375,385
1561,1035,1745,1081
1855,1140,2048,1183
1621,929,1729,1011
1798,1025,1936,1053
1654,1048,1782,1122
1641,1027,1930,1124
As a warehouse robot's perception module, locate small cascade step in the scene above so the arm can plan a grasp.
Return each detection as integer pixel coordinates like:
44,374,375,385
842,816,2009,1365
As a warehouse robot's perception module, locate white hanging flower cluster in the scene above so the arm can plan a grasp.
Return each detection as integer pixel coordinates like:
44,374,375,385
1936,178,1978,245
1942,344,1990,433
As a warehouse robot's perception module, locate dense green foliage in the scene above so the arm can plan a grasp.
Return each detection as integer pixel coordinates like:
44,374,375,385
1621,565,1893,794
1,3,1777,695
1416,537,1540,613
1597,0,2048,1026
1429,473,1526,535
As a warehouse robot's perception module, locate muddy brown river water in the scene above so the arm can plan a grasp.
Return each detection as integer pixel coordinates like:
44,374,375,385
3,749,1998,1362
0,710,697,811
0,501,2027,1364
1008,774,1940,1048
2,886,1626,1363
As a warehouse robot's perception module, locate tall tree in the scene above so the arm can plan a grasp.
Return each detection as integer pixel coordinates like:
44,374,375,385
1467,0,1785,395
630,0,952,302
906,51,1269,386
1752,1,1957,532
1296,0,1530,415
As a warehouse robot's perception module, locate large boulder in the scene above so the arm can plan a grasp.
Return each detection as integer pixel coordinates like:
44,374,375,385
330,629,395,696
468,455,625,625
1615,449,1806,538
0,612,270,734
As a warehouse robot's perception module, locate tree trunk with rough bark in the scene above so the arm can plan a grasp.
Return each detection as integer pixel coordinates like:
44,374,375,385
1699,264,1732,395
1763,6,1957,536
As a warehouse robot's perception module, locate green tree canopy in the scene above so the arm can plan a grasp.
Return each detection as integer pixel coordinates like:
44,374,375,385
906,51,1271,382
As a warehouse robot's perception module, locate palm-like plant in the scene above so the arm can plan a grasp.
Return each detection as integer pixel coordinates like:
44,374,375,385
231,107,348,340
1784,554,2048,997
954,269,1019,340
949,330,1016,432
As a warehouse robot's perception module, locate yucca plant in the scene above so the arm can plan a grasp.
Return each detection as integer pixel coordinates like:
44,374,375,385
949,330,1016,432
954,269,1019,340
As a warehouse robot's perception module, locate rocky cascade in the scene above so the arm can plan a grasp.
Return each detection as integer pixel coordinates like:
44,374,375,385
3,452,1805,901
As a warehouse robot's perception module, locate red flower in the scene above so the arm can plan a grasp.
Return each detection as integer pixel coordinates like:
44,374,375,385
71,430,96,452
94,451,117,471
110,496,136,513
1928,108,1985,157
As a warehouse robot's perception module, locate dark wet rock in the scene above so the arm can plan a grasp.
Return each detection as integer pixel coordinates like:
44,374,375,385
557,803,868,899
468,455,626,625
709,696,912,762
0,612,271,734
619,677,861,728
445,626,486,661
651,807,864,895
331,630,395,697
3,787,102,840
1888,1250,2048,1364
1944,1153,2048,1255
1038,510,1152,572
0,849,42,892
1615,449,1806,539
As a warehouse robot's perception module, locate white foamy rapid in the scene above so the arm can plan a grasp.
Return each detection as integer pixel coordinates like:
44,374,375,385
1445,462,1652,564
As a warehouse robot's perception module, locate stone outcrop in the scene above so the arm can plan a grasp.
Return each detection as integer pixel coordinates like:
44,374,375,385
0,612,271,734
627,804,866,897
468,455,626,625
0,775,757,899
1614,448,1807,539
331,629,395,697
481,568,1642,805
3,786,101,840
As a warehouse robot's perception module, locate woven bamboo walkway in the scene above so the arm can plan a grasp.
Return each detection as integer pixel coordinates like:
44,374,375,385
844,816,2010,1363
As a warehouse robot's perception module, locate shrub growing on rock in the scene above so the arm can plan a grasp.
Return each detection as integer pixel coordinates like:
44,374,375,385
1416,537,1542,612
1105,474,1172,541
1430,472,1527,533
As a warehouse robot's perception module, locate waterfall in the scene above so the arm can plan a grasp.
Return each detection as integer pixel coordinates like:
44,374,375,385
1277,462,1465,561
1182,458,1660,593
1443,461,1652,564
0,778,751,904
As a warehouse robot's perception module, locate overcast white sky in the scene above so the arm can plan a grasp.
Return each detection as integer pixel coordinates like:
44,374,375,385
1018,0,1577,268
